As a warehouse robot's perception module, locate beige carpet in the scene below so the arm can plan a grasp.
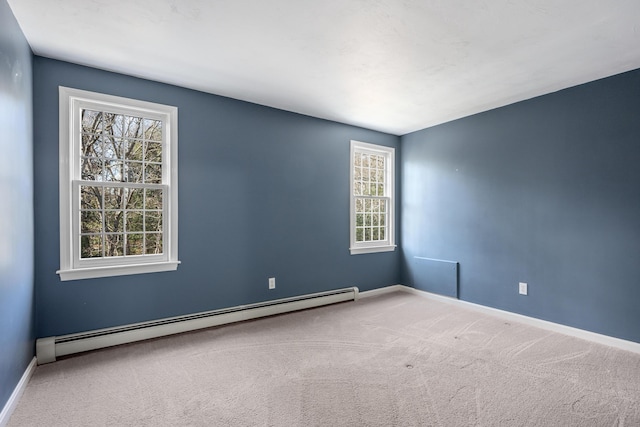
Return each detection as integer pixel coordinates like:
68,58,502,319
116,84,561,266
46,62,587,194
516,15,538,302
9,291,640,426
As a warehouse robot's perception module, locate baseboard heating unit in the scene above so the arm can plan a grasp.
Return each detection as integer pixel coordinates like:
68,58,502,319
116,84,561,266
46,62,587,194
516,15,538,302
36,287,359,364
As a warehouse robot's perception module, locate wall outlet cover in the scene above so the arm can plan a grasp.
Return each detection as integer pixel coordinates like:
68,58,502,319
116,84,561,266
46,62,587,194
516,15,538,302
519,282,528,295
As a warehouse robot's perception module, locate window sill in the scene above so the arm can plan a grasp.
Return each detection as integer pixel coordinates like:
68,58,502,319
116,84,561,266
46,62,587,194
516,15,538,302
349,245,396,255
57,261,181,281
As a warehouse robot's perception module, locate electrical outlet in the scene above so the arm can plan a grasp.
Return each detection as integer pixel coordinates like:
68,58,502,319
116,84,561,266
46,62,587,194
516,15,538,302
519,282,528,295
268,277,276,289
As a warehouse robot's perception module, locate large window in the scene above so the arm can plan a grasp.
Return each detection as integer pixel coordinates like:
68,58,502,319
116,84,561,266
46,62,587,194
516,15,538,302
57,87,179,280
350,140,395,255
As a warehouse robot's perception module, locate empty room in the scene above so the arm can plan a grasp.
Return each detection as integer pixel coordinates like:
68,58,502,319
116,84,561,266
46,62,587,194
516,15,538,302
1,0,639,425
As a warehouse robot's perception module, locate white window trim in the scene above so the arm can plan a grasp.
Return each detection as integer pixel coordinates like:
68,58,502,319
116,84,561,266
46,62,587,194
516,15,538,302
349,140,396,255
57,87,180,281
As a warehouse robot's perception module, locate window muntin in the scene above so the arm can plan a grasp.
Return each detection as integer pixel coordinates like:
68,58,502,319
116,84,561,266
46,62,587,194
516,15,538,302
350,141,395,254
58,87,179,280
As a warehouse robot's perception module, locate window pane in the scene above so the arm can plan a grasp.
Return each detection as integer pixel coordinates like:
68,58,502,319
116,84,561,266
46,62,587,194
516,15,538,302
145,189,163,209
104,160,123,181
81,109,102,134
104,187,124,210
81,235,102,258
81,158,103,181
102,113,117,137
125,188,144,210
355,198,363,212
365,214,371,226
145,141,162,163
126,234,144,255
372,213,379,226
120,115,143,139
145,233,163,254
103,137,122,160
130,116,144,139
356,228,363,242
126,211,143,232
145,163,162,184
81,134,103,157
372,228,379,240
105,211,123,233
364,228,371,241
124,161,143,183
362,154,369,168
124,139,143,161
362,183,369,196
110,114,124,137
353,182,363,196
81,211,102,233
81,186,102,210
144,119,163,141
145,212,162,232
356,214,363,227
105,234,124,257
354,166,361,181
380,228,386,240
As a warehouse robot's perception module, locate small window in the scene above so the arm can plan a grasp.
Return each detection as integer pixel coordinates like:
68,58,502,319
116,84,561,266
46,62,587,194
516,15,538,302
350,140,396,255
57,87,180,280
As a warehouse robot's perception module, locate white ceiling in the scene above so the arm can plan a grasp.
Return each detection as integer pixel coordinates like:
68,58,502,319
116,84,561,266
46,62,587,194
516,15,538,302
7,0,640,135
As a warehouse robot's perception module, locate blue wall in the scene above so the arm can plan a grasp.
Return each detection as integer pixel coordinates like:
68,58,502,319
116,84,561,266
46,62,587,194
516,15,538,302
0,0,35,412
401,69,640,343
33,57,401,338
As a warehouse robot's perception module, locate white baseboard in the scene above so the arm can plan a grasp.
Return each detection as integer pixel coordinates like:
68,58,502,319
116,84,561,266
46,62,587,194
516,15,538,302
0,357,37,427
358,284,406,299
363,285,640,355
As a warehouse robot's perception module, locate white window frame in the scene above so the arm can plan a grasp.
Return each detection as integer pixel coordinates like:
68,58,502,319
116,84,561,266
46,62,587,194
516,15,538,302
57,87,180,281
350,140,396,255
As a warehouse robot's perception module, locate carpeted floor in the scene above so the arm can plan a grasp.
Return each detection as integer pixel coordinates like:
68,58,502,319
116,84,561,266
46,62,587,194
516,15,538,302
9,291,640,426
